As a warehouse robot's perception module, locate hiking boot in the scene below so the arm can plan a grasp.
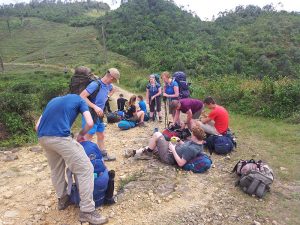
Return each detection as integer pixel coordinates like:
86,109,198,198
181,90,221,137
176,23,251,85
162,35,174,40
124,149,136,158
101,150,116,161
159,116,162,122
58,195,71,210
79,210,108,225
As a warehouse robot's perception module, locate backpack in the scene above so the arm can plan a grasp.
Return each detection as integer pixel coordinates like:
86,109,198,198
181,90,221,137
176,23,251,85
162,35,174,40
118,120,137,130
205,129,236,155
67,141,111,207
151,73,161,84
183,154,212,173
232,159,274,198
162,123,191,141
172,71,190,99
106,112,121,123
69,66,101,122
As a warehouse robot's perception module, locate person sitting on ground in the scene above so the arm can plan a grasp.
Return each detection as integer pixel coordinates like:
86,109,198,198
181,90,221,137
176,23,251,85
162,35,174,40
170,98,204,130
135,126,205,166
161,71,179,121
137,95,149,121
199,96,229,135
146,74,162,122
117,93,128,112
125,95,146,127
35,94,108,225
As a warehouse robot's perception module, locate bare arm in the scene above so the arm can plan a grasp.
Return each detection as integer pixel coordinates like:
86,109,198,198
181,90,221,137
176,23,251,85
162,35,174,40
77,111,94,142
169,142,187,167
146,89,149,104
186,109,193,124
80,90,103,117
173,109,181,125
201,116,212,124
163,86,179,98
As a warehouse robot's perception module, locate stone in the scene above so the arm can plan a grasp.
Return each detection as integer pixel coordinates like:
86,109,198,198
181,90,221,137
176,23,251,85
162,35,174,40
280,167,287,171
4,210,19,218
253,220,261,225
1,153,18,162
3,191,13,199
272,220,278,225
225,155,231,160
30,146,43,153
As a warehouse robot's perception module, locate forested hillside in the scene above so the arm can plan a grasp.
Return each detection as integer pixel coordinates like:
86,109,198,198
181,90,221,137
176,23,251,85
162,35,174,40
96,0,300,79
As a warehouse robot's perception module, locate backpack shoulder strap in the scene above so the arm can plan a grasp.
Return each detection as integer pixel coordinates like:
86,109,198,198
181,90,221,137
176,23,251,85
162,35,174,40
88,79,102,100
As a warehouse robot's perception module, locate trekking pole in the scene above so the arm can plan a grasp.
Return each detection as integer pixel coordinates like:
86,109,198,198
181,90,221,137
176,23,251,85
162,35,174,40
163,97,168,128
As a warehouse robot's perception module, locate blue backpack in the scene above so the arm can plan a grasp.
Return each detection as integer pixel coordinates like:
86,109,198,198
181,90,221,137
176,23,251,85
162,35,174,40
67,141,109,207
118,120,137,130
183,154,212,173
172,71,190,99
206,134,234,155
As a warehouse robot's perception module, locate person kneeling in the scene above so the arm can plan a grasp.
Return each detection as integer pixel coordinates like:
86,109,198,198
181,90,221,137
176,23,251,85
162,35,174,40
137,126,205,167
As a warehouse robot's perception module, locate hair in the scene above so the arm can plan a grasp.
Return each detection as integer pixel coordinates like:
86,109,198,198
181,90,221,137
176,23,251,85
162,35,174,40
203,96,216,105
119,93,124,97
137,95,143,101
169,100,180,111
128,95,136,106
191,126,206,141
161,71,171,79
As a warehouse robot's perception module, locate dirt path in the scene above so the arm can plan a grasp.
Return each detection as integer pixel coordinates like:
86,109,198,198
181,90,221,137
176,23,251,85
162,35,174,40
0,86,298,225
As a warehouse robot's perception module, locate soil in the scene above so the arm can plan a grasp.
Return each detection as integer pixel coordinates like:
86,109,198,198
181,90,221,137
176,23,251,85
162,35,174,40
0,86,299,225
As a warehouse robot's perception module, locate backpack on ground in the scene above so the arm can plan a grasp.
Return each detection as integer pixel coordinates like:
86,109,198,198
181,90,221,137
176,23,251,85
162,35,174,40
106,112,121,123
205,129,236,155
162,123,191,141
67,141,115,207
183,154,212,173
69,66,101,122
118,120,137,130
232,159,274,198
172,71,190,99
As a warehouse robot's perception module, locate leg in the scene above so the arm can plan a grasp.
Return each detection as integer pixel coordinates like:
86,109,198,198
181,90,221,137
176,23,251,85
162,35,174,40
137,111,145,122
148,132,163,150
96,132,105,151
199,121,219,135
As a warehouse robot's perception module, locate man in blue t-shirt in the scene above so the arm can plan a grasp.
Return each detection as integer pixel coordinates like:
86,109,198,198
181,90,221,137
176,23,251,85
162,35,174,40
36,94,108,224
80,68,120,161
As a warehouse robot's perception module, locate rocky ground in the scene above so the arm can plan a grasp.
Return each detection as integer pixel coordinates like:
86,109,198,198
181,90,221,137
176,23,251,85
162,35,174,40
0,87,298,225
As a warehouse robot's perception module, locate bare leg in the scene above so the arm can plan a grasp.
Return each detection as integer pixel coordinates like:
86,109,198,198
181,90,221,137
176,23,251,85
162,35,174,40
137,111,145,122
96,132,105,150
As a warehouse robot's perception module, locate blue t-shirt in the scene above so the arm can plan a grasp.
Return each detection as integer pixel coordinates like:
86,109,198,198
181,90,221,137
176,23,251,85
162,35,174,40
86,80,113,110
138,100,147,113
146,82,161,97
165,80,178,95
38,94,89,137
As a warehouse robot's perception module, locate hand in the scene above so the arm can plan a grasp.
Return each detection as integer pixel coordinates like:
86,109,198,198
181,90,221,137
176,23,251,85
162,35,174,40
76,134,86,142
168,142,176,153
163,93,168,97
93,105,104,117
151,96,155,101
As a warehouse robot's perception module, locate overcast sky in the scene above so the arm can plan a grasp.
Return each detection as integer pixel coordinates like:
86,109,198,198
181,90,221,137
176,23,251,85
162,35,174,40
0,0,299,20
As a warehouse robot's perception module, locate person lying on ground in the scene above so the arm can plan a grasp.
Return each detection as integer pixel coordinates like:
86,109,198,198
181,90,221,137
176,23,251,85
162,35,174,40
170,98,204,130
135,126,205,167
125,95,146,127
199,96,229,135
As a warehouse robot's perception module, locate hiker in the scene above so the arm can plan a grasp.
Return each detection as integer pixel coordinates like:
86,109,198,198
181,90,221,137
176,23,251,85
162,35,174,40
80,68,120,161
146,74,162,122
162,71,179,120
136,125,205,166
117,93,128,111
104,87,116,114
35,94,108,225
137,95,147,114
199,96,229,135
170,98,204,130
125,95,146,126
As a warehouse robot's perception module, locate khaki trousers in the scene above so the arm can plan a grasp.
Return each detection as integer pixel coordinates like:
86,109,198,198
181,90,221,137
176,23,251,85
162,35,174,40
39,136,95,212
199,121,219,135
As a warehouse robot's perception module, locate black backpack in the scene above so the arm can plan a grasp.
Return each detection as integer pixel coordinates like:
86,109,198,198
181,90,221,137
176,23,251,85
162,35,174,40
69,66,101,121
106,112,121,123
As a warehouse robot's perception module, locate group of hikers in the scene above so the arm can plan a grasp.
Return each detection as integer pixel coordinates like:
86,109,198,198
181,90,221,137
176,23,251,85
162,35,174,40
36,67,230,224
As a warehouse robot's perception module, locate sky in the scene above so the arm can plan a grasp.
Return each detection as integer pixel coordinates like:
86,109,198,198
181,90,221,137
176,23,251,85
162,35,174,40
0,0,299,20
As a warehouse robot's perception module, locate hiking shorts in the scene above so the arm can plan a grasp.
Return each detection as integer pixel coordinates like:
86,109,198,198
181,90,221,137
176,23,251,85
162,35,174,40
156,135,176,165
149,96,161,113
82,116,105,134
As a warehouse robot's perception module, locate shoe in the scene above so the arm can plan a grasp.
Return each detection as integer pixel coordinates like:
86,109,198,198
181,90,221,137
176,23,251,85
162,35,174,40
58,195,71,210
101,150,116,161
159,117,162,122
124,149,136,158
79,210,108,225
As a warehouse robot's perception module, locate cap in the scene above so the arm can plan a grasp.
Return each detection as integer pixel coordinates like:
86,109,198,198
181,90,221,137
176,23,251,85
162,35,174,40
108,68,120,80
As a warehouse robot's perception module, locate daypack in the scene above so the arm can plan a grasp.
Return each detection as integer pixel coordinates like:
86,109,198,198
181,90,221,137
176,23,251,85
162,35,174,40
232,159,274,198
118,120,137,130
183,154,212,173
205,129,236,155
150,73,161,84
162,123,191,141
67,141,112,207
172,71,190,99
106,112,121,123
69,66,101,122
